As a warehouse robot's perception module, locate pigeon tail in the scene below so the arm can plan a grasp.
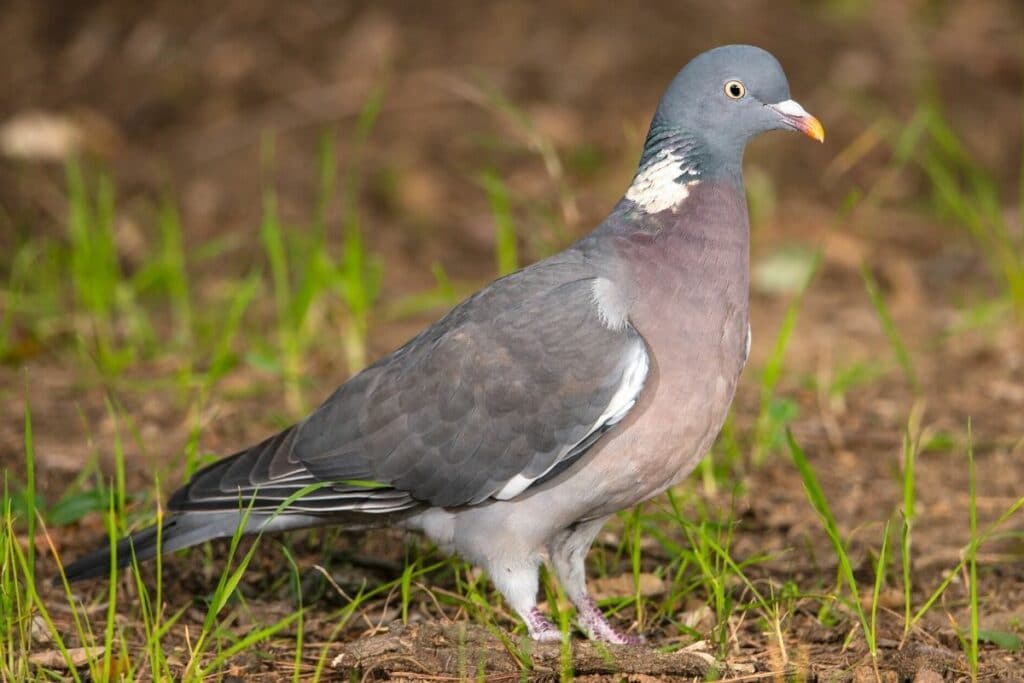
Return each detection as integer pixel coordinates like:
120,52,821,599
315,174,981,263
57,509,331,584
57,514,230,583
57,506,413,584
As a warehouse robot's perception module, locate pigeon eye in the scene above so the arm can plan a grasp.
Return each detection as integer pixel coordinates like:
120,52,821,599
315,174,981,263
724,80,746,99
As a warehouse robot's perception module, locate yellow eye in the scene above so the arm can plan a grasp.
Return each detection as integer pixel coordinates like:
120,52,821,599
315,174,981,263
724,80,746,99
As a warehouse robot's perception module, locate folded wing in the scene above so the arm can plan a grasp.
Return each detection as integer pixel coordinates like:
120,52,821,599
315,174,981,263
170,261,648,515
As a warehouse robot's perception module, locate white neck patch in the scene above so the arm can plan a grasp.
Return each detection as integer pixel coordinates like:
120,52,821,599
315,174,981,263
625,150,699,214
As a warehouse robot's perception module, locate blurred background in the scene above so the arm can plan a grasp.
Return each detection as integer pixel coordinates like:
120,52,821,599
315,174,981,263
2,0,1024,677
3,1,1020,265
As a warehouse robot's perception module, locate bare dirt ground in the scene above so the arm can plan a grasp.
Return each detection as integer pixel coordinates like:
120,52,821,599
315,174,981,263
3,1,1024,680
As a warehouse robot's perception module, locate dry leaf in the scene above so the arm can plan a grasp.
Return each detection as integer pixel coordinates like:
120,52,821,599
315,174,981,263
0,112,82,161
680,604,713,630
590,573,665,600
28,646,104,669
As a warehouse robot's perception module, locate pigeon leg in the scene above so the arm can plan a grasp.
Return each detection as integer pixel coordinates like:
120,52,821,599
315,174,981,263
548,517,643,645
486,556,561,642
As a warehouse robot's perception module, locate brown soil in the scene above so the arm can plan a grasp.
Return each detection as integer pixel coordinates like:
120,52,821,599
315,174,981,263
3,1,1024,681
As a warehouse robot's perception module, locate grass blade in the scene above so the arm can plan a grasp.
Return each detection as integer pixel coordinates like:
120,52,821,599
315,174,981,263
967,419,979,680
861,263,919,393
787,429,876,660
480,170,519,276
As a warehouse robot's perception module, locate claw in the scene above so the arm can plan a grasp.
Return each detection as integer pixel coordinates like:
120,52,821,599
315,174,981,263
526,607,562,642
576,597,643,645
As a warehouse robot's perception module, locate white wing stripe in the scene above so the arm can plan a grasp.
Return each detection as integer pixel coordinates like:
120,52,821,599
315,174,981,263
494,340,649,500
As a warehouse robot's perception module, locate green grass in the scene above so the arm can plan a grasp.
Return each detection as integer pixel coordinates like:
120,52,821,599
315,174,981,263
749,249,822,465
914,98,1024,318
481,169,520,276
967,419,979,680
66,160,136,376
861,263,920,394
334,88,386,374
677,504,786,660
788,421,1024,677
788,429,882,666
900,423,917,638
856,84,1024,323
256,118,383,413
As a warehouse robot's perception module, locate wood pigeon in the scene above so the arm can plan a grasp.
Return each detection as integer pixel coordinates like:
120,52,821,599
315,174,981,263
62,44,823,644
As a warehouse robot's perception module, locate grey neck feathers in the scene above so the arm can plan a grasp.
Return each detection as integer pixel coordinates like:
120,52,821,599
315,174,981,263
639,123,741,185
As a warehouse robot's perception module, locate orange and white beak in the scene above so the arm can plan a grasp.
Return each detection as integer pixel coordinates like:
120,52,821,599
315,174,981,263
767,99,825,142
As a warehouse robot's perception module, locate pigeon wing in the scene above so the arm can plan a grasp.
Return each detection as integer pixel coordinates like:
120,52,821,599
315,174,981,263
171,262,648,513
299,262,648,508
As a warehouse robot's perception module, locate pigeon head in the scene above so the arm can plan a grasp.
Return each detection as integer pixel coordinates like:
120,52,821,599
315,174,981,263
650,45,824,166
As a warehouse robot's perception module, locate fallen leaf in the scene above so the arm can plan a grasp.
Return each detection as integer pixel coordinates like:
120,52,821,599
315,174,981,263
28,646,104,669
0,111,82,161
29,615,52,646
590,573,665,600
680,604,713,630
753,246,818,295
977,629,1022,652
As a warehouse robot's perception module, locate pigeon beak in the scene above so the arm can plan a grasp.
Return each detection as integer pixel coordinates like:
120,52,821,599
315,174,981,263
767,99,825,143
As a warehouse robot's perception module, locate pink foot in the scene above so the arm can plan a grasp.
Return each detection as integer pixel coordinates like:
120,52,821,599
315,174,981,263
526,607,562,642
577,597,644,645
